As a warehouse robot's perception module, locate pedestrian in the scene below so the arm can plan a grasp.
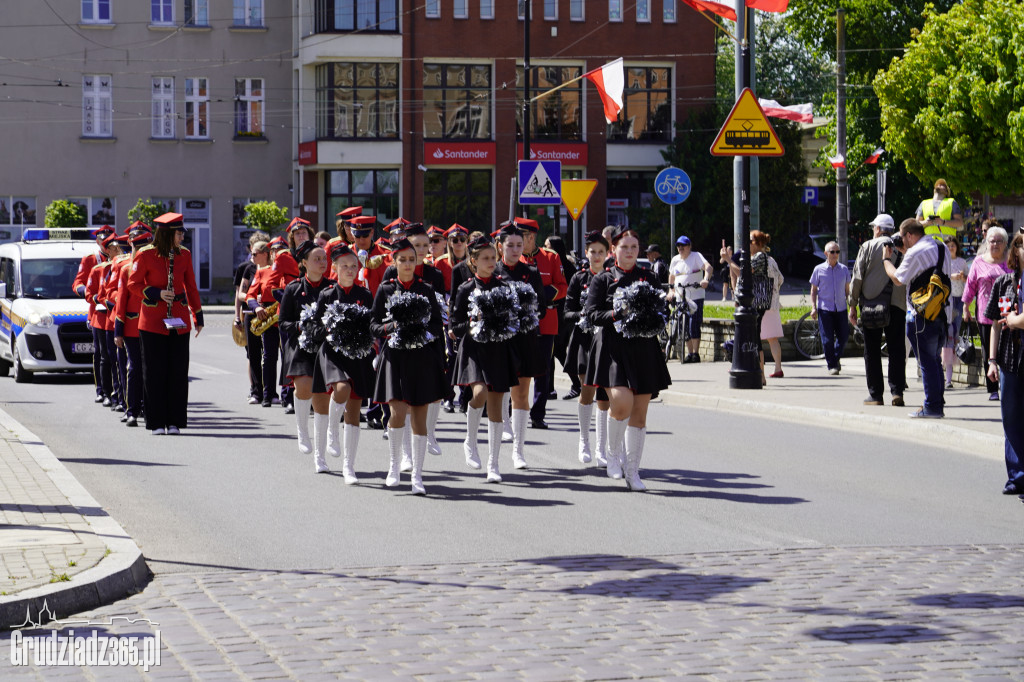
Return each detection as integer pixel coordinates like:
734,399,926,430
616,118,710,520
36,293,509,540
235,230,269,404
113,225,153,427
585,226,671,491
279,241,334,472
645,243,669,285
99,232,130,414
314,231,331,249
245,238,292,407
127,212,204,435
749,231,785,382
916,178,963,241
983,229,1024,497
85,234,117,407
667,235,714,363
545,234,581,400
426,225,447,265
440,224,474,414
883,218,952,418
810,240,852,375
849,214,907,407
942,236,968,388
370,238,447,495
963,222,1011,400
435,223,469,294
73,225,114,403
450,235,519,482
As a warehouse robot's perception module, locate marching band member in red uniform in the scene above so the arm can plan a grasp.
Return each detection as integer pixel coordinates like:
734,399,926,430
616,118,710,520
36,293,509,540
349,216,389,297
77,225,114,402
100,232,131,415
114,225,153,427
86,236,116,407
426,225,447,265
127,212,204,436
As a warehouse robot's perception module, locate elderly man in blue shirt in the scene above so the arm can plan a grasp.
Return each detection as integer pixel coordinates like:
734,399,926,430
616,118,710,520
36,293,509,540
810,241,852,375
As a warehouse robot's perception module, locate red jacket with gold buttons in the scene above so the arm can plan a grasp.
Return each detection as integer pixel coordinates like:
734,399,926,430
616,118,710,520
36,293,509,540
521,247,568,336
127,246,203,335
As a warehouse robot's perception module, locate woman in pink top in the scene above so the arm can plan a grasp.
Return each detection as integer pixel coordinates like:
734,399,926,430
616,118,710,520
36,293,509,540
963,222,1011,399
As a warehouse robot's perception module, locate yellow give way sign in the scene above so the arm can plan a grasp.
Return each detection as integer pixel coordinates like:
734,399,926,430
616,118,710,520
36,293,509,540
710,88,785,157
560,179,598,221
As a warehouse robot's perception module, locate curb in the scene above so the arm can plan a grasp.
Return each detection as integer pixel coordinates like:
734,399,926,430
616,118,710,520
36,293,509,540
0,409,150,629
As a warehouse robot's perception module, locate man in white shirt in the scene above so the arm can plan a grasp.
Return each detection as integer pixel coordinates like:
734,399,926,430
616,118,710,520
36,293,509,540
883,218,952,418
667,235,713,363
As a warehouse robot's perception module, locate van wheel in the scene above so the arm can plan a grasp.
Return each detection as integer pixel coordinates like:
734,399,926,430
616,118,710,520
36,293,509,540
13,341,33,383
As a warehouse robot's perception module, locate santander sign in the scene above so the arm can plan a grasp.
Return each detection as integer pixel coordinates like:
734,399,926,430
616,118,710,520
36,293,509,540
423,141,496,165
516,143,588,166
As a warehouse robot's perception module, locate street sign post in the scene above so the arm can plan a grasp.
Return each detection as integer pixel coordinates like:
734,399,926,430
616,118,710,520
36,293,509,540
518,160,562,205
655,167,691,247
710,88,785,158
560,179,598,253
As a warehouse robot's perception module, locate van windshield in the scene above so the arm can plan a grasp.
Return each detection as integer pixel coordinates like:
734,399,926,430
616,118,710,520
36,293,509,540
19,259,81,299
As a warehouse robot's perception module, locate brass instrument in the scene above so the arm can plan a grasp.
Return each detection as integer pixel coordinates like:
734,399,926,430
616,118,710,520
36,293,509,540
250,301,279,336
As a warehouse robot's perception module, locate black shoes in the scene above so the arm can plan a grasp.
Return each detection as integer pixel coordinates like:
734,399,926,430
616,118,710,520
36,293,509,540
262,399,272,408
863,398,884,406
891,395,905,407
1002,481,1021,495
442,399,455,413
126,416,138,427
562,387,581,400
367,416,383,430
530,419,548,429
683,353,701,363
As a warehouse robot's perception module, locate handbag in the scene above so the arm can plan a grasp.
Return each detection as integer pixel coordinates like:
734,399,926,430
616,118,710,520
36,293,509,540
910,242,951,321
859,282,892,329
954,324,976,365
750,253,772,311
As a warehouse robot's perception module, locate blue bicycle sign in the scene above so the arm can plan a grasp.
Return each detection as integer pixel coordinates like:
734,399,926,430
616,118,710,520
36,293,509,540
655,167,691,205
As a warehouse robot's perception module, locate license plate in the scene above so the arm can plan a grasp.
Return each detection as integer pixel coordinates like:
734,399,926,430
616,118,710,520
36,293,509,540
72,342,94,354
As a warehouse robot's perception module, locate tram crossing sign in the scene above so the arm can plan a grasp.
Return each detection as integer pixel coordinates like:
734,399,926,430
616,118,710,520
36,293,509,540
710,88,785,157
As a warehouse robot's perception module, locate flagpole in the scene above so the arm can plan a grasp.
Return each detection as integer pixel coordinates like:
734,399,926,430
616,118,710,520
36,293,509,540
529,72,588,104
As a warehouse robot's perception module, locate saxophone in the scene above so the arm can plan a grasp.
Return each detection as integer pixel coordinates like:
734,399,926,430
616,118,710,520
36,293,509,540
250,301,279,336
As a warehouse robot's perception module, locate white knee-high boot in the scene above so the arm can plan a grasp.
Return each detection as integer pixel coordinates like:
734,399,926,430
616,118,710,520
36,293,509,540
486,420,503,483
624,425,647,491
313,412,329,473
342,422,360,485
577,402,594,464
511,408,529,469
595,408,609,466
426,402,442,456
464,405,483,469
294,396,312,454
501,392,513,442
400,422,413,472
606,416,628,479
385,426,402,487
411,433,428,495
326,398,343,458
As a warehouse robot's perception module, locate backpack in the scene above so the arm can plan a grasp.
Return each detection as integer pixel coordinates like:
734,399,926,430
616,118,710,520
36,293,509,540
909,240,951,321
751,252,772,311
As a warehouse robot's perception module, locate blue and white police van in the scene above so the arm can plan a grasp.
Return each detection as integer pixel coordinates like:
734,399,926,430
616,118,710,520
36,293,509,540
0,228,98,382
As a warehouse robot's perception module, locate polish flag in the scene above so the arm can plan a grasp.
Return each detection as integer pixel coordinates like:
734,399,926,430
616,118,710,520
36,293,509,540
864,147,885,164
681,0,737,21
746,0,790,12
758,99,813,124
584,58,625,124
828,153,846,169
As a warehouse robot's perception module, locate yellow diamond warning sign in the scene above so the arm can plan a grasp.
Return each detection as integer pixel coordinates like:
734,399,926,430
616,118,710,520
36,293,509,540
710,88,785,157
560,179,598,221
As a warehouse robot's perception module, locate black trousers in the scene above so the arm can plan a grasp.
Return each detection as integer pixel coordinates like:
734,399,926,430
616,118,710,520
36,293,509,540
104,330,123,405
259,326,280,402
89,324,103,396
530,334,556,421
95,325,113,398
244,313,263,399
124,336,144,419
862,310,907,401
978,322,1000,394
140,329,190,430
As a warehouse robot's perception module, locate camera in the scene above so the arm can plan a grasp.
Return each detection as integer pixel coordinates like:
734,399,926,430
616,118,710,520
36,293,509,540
886,233,904,250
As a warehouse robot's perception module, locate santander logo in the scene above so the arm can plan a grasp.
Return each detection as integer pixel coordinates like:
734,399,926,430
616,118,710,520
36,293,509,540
424,142,496,165
433,148,445,159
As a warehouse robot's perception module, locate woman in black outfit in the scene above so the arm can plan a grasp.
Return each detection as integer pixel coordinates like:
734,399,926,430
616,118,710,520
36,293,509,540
371,238,447,495
279,240,334,472
585,227,671,492
450,235,520,482
545,235,581,399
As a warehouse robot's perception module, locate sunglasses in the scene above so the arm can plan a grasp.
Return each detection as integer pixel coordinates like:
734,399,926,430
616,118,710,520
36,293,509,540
449,236,467,243
827,250,840,254
430,238,443,244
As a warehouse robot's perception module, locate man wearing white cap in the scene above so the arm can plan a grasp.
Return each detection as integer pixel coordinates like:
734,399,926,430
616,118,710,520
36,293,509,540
849,214,907,406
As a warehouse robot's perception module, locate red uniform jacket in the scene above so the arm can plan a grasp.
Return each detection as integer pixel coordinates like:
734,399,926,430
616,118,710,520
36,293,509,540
432,254,459,293
101,256,130,332
359,244,392,296
127,246,203,335
73,252,100,297
114,255,142,338
271,251,300,290
521,247,568,336
85,261,111,330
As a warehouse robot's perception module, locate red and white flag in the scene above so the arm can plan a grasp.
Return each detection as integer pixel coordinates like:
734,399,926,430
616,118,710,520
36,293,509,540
864,147,885,164
758,99,813,124
828,153,846,169
746,0,789,12
681,0,737,21
584,58,624,124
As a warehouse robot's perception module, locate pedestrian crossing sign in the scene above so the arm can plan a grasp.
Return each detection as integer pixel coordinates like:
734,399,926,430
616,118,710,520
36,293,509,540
518,160,562,205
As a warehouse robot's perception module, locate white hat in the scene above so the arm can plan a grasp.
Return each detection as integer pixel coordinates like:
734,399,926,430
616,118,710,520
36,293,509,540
869,213,895,233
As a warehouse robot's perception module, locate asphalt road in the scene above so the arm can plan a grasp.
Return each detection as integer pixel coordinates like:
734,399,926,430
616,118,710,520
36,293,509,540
1,314,1019,576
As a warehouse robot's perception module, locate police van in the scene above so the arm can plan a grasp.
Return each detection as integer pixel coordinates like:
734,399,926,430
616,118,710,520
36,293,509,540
0,228,98,382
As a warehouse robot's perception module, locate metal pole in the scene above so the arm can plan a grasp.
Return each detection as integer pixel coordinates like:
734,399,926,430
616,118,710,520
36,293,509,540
670,204,675,249
836,8,848,264
523,0,531,167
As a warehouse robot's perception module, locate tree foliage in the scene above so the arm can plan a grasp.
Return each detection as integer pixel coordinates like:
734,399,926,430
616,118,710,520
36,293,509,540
874,0,1024,195
126,198,164,227
242,201,289,233
44,199,87,228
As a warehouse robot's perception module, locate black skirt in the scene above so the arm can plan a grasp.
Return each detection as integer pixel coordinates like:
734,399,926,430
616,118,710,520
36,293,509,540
512,331,546,378
585,326,671,395
563,327,593,377
453,336,519,393
312,345,376,399
373,343,447,406
281,339,317,380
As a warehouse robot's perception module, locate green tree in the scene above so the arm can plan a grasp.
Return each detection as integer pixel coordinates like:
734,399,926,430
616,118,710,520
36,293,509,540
126,198,164,227
242,201,289,233
44,199,86,227
874,0,1024,196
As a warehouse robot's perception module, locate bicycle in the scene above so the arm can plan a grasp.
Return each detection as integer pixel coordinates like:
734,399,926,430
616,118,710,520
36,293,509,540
792,310,887,360
664,281,702,364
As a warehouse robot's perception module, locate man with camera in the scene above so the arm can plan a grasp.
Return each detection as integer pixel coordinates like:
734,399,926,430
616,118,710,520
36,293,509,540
883,218,952,418
850,214,907,407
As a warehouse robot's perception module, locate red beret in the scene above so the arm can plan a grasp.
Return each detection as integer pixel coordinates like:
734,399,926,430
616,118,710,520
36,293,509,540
154,212,184,228
287,217,312,232
336,206,363,219
349,215,377,227
445,223,469,237
268,236,288,250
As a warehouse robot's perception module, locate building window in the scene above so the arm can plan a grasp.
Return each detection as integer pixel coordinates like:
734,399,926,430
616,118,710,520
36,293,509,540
151,77,174,139
185,0,209,26
68,197,116,227
637,0,650,22
82,75,112,138
544,0,557,20
516,65,582,141
422,63,492,140
454,0,468,19
233,0,263,27
518,0,527,19
315,0,398,31
151,0,173,24
609,0,622,22
481,0,494,19
315,63,399,140
234,78,264,137
663,0,676,22
326,170,399,231
609,66,672,142
0,197,38,226
82,0,111,23
423,171,492,231
425,0,439,18
185,77,209,139
570,0,584,20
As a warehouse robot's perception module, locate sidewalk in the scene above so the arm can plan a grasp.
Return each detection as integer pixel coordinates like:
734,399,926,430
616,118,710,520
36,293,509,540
0,409,148,628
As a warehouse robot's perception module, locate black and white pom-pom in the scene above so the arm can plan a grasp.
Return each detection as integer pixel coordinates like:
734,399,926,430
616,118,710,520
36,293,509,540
385,290,434,349
323,301,373,359
507,280,540,333
468,285,519,343
298,302,327,354
575,313,594,334
612,280,667,339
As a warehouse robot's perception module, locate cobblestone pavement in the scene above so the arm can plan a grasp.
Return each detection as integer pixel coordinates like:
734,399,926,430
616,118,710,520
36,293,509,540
4,545,1023,680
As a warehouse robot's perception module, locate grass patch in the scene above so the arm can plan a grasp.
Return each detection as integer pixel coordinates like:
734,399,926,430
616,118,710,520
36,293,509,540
705,304,811,322
49,573,70,583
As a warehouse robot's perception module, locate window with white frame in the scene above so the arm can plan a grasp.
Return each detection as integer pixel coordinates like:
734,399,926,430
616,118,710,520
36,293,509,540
185,0,209,25
151,77,174,139
185,77,209,139
82,75,112,138
518,0,528,19
663,0,676,22
151,0,173,24
425,0,439,18
0,197,38,226
454,0,468,19
637,0,650,22
233,0,263,26
81,0,111,23
609,0,622,22
480,0,494,19
544,0,557,20
234,78,264,136
68,197,116,227
570,0,584,20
